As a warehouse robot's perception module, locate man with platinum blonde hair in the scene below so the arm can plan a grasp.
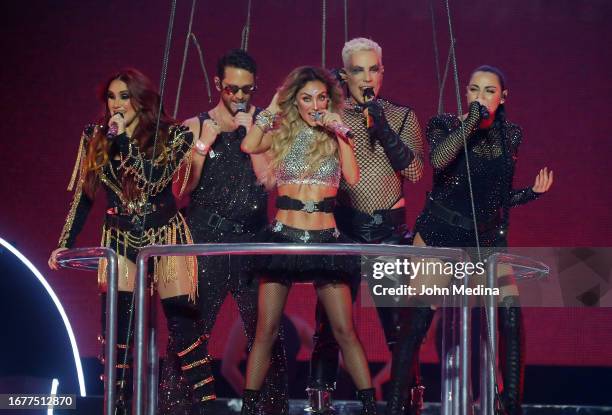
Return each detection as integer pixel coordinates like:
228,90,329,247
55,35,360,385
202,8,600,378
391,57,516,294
341,37,383,67
307,37,427,415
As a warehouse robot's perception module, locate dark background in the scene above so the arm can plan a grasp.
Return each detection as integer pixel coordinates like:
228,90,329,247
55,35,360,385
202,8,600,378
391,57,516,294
1,0,611,398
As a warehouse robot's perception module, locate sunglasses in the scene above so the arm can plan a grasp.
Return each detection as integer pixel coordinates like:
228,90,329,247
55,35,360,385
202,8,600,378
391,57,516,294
220,83,257,95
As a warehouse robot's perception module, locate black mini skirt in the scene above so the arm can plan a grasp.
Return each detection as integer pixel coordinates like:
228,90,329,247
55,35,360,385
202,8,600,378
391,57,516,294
255,220,359,286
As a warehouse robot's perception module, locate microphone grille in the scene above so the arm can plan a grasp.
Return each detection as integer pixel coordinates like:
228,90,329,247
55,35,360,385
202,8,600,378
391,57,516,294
362,87,375,101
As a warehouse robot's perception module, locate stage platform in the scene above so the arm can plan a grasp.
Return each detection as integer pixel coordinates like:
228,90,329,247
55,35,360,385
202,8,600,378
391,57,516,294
54,397,612,415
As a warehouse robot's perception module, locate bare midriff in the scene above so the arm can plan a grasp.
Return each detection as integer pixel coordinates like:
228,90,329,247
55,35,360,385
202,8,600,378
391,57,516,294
276,183,338,230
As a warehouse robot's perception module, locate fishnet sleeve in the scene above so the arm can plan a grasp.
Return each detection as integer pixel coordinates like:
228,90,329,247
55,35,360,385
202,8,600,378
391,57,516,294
398,110,425,182
427,102,481,170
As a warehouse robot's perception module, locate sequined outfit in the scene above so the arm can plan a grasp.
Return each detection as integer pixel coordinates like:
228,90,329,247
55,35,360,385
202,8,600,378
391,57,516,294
259,125,356,285
246,114,375,414
276,126,340,188
309,98,427,412
405,105,539,415
415,105,539,250
169,111,288,414
57,124,197,293
56,123,198,414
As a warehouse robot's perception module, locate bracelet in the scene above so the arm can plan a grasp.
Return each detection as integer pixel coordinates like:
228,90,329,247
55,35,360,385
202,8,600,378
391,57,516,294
254,109,278,133
194,140,210,156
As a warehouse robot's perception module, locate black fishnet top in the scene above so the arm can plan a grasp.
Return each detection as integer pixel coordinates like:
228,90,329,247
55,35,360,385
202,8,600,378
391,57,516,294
338,98,425,214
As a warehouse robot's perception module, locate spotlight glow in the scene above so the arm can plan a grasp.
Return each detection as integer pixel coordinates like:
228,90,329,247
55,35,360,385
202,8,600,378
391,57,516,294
47,378,59,415
0,238,86,397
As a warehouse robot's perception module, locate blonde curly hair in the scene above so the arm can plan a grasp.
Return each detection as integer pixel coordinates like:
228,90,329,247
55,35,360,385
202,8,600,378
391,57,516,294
270,66,345,176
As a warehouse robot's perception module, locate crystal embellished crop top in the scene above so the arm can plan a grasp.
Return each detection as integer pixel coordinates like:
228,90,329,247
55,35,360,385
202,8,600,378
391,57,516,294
275,127,341,188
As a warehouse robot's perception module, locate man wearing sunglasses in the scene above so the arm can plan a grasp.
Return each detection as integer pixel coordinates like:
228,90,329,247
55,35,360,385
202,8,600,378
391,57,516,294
168,49,288,415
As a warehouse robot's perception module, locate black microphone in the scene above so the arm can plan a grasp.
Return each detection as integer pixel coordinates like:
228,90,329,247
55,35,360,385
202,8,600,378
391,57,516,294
313,111,354,142
478,103,490,120
362,87,375,101
362,87,375,128
235,102,248,138
107,113,124,139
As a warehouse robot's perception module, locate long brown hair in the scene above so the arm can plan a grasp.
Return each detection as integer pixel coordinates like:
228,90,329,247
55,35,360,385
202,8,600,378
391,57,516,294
82,68,174,200
270,66,344,174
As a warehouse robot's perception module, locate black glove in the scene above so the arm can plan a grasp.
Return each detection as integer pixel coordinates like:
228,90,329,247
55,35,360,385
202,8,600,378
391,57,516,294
363,100,414,171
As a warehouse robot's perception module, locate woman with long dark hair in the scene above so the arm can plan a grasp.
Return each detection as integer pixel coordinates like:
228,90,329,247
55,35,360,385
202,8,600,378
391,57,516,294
240,66,377,414
384,65,553,415
48,68,209,414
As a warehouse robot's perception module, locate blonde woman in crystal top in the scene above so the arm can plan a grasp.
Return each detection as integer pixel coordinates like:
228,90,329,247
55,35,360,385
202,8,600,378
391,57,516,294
47,68,207,414
240,66,377,414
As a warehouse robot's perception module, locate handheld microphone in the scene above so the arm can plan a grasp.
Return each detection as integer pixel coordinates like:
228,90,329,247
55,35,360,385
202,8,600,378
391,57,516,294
107,113,124,139
478,103,490,120
362,87,375,128
235,102,248,138
313,112,354,142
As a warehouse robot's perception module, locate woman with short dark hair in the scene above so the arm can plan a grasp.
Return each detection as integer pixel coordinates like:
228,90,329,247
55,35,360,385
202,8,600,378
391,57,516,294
385,65,553,415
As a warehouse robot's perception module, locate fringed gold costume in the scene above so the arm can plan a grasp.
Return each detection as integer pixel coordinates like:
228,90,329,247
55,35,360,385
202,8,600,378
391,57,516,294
57,123,197,298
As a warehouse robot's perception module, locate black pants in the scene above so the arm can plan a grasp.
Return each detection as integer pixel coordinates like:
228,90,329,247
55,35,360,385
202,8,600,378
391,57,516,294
188,221,289,414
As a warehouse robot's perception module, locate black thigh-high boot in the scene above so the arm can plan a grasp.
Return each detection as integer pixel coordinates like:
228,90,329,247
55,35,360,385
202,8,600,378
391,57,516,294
357,388,378,415
375,306,426,415
161,296,215,415
157,334,191,415
241,389,261,415
100,292,135,415
498,296,524,415
385,306,434,415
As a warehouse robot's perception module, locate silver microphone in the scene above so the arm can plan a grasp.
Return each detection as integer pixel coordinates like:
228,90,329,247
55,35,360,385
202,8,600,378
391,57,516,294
235,103,248,138
235,102,248,113
107,113,124,139
313,112,354,141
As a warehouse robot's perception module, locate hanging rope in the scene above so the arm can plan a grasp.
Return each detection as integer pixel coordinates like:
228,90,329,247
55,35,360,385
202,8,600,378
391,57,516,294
343,0,349,43
143,0,178,261
173,1,213,117
437,45,453,115
241,0,253,51
118,0,179,394
430,0,454,115
443,0,481,261
442,1,503,409
429,0,442,113
173,0,198,118
189,33,213,104
321,0,327,67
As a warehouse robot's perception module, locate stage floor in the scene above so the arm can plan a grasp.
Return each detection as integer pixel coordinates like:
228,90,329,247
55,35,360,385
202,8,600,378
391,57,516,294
55,397,612,415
